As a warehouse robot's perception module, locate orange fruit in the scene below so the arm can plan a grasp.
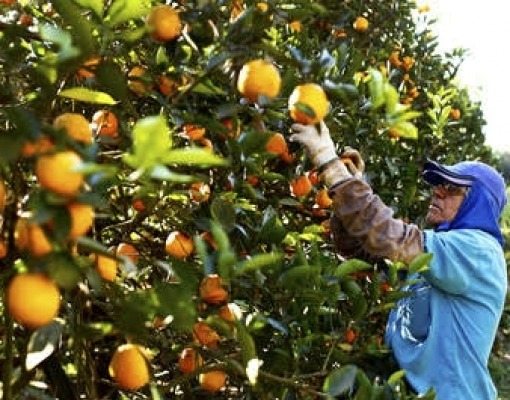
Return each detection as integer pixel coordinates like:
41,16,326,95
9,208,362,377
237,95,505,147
14,218,52,257
199,370,227,393
220,118,241,139
388,51,402,68
307,170,320,186
265,133,288,156
199,138,214,152
95,254,118,282
190,182,211,203
21,136,54,157
290,175,312,198
18,13,33,26
246,175,260,186
7,273,60,329
147,5,182,42
353,16,369,32
68,203,94,239
53,113,93,144
199,231,218,250
91,110,119,138
35,151,84,197
218,303,241,322
132,198,146,212
199,274,229,305
256,2,268,12
116,242,140,264
344,328,357,344
109,344,150,391
183,124,206,141
76,56,101,80
315,188,332,208
178,347,203,374
165,231,194,259
128,66,152,96
401,56,415,71
0,239,6,259
288,83,329,125
0,178,6,212
331,28,348,38
449,108,461,120
157,75,178,96
193,321,220,348
289,20,302,33
237,59,281,102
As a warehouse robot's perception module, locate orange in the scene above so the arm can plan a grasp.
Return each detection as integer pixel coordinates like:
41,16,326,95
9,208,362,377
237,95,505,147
147,5,182,42
14,218,52,257
76,56,101,80
53,113,93,144
183,124,206,141
21,136,54,157
199,274,228,305
256,2,268,12
220,118,241,139
353,16,369,32
18,13,33,27
237,59,281,102
344,328,357,344
95,254,118,282
199,370,227,393
0,0,15,5
157,75,178,96
193,321,220,348
288,83,329,125
315,188,332,208
388,51,401,68
218,303,241,322
116,242,140,264
307,170,320,186
165,231,194,259
200,231,218,250
289,20,302,33
190,182,211,203
449,108,461,120
246,175,260,187
68,203,94,239
91,110,119,138
109,344,150,391
265,133,288,156
7,273,60,329
0,239,6,259
401,56,415,71
199,138,214,152
290,175,312,198
178,347,203,374
35,151,84,197
132,198,146,212
128,66,152,96
0,178,6,212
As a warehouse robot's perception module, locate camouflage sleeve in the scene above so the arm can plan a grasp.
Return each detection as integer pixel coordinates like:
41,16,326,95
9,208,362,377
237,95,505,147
328,178,424,264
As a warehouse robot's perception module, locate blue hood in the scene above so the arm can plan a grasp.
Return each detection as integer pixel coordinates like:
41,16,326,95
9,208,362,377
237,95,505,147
423,160,507,246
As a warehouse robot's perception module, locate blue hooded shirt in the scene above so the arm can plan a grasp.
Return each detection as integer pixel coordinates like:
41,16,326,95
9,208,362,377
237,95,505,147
385,160,508,400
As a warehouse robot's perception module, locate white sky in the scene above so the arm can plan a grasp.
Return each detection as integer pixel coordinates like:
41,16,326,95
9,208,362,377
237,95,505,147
425,0,510,153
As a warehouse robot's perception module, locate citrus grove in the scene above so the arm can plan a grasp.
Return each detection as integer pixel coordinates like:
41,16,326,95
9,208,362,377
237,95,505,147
0,0,507,399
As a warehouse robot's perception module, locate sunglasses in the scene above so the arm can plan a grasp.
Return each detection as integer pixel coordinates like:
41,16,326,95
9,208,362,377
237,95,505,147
432,183,469,197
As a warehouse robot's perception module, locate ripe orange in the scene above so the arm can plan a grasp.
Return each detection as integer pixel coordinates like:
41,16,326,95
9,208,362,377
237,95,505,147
0,178,6,212
315,188,332,208
199,138,214,152
147,5,182,42
91,110,119,138
18,13,33,26
165,231,194,259
237,59,281,102
388,51,401,68
288,83,329,125
218,303,241,322
7,273,60,329
183,124,206,141
0,239,6,259
53,113,93,144
353,16,369,32
199,370,227,393
128,66,152,96
14,218,52,257
290,175,312,198
193,321,220,348
116,242,140,264
109,344,150,391
21,136,54,158
200,231,218,250
344,328,357,344
178,347,203,374
95,254,118,282
449,108,461,120
307,170,320,186
35,151,84,197
332,28,348,38
401,56,415,71
220,118,241,139
289,20,302,33
157,75,178,96
199,274,229,305
190,182,211,203
265,133,288,156
68,203,94,239
76,56,101,80
132,198,146,212
256,2,268,12
246,175,260,186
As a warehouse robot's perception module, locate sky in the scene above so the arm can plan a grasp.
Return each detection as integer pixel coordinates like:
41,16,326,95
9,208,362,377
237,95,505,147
424,0,510,153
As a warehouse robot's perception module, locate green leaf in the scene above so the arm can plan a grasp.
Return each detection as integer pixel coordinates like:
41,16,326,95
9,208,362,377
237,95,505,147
39,24,80,63
354,370,373,400
95,61,129,101
334,259,372,279
74,0,104,17
235,252,283,276
235,322,257,365
154,283,196,332
388,121,418,139
26,320,64,371
408,252,433,274
211,199,236,232
46,253,83,290
106,0,151,27
388,370,406,386
191,79,227,96
258,206,287,244
59,87,117,105
162,148,229,167
368,69,385,109
323,365,358,396
384,82,399,114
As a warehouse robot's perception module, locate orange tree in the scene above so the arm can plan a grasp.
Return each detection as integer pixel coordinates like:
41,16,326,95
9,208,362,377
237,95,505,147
0,0,502,399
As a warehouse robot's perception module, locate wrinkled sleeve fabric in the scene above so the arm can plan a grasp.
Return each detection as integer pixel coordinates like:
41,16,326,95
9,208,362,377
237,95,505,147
328,178,424,264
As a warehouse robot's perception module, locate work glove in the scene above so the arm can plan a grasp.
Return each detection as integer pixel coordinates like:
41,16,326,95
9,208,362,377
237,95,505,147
340,147,364,179
290,121,352,187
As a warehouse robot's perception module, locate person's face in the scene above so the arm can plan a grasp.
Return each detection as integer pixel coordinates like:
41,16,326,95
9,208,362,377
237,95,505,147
425,183,468,226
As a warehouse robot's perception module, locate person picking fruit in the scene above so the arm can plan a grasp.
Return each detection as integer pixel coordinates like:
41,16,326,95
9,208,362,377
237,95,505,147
290,121,507,400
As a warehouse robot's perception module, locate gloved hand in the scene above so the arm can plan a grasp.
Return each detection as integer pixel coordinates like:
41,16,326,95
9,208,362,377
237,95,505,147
340,147,364,179
290,121,352,187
